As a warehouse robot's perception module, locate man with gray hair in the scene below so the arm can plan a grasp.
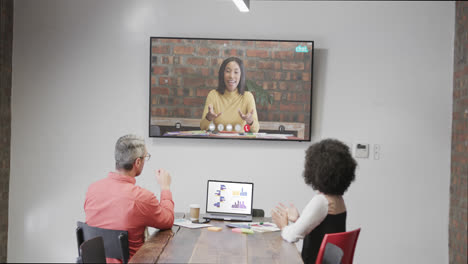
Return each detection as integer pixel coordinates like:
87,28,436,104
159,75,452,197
84,134,174,262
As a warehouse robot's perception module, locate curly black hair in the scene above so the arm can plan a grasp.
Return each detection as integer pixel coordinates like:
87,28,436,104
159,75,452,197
303,139,357,195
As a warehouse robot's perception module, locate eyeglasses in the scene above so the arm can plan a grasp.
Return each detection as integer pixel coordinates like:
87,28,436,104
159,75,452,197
141,153,151,162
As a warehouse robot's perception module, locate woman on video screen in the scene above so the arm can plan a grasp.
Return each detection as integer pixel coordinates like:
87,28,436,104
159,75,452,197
200,57,259,133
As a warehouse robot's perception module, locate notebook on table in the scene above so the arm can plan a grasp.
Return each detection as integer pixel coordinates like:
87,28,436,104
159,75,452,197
203,180,254,222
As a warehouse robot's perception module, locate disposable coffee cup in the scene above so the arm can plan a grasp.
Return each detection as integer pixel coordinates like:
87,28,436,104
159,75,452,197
190,204,200,221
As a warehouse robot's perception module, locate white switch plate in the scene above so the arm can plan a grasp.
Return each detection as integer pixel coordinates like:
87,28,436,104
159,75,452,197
354,143,369,158
374,144,381,160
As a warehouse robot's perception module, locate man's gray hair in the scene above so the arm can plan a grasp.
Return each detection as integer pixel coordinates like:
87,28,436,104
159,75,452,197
115,134,146,171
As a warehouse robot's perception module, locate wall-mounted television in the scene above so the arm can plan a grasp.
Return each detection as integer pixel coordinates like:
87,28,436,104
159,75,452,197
149,37,313,141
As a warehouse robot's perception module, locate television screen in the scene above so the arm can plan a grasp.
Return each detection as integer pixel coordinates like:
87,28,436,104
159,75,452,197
149,37,313,141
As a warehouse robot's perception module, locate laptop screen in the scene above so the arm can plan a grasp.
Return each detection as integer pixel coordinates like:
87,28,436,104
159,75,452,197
206,180,254,215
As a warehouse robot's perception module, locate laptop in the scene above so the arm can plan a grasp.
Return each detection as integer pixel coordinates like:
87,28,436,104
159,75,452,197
203,180,254,222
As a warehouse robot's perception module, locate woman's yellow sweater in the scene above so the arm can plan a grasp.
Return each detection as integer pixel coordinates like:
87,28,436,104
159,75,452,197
200,89,259,133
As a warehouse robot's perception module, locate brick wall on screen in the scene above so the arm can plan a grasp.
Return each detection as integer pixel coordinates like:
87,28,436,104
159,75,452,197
0,0,13,262
450,2,468,264
150,38,312,135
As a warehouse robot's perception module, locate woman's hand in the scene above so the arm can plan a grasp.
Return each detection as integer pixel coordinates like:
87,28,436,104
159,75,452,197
206,104,222,121
238,109,254,125
271,207,288,230
277,203,300,223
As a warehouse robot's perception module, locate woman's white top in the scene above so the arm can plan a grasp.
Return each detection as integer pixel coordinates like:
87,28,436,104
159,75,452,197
281,194,329,243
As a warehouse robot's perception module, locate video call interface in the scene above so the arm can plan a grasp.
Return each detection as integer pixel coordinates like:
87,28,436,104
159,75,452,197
206,181,253,215
149,37,313,141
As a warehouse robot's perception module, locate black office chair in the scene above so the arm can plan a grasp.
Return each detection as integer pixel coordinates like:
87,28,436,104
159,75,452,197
79,236,106,263
76,221,130,264
252,208,265,217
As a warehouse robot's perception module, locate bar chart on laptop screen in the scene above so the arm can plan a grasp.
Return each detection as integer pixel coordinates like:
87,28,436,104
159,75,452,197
207,182,253,214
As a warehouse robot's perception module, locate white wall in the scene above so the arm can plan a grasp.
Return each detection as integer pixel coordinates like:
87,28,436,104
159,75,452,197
9,0,454,263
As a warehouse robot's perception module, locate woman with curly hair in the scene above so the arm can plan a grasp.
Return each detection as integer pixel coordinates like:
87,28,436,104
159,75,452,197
272,139,357,264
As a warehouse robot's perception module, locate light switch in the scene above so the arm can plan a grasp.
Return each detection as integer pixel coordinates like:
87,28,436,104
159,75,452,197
374,144,381,160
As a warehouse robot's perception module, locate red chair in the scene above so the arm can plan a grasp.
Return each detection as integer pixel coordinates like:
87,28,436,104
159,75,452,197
315,228,361,264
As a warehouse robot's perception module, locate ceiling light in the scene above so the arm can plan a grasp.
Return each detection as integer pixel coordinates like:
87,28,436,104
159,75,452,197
232,0,250,12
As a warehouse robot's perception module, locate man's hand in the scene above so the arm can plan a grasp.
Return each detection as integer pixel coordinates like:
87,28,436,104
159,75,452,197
206,104,222,121
156,169,171,191
238,109,254,125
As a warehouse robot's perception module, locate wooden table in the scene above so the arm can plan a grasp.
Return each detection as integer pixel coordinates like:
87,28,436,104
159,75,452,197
130,214,303,264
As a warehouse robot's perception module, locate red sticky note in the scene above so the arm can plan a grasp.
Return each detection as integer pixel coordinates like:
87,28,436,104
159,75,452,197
232,228,242,233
